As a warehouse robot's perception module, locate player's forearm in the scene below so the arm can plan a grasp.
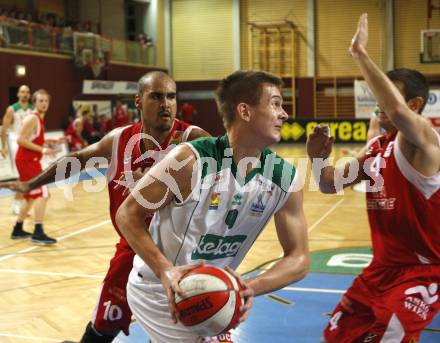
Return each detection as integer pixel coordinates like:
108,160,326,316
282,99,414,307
353,51,408,123
116,205,173,279
27,152,87,190
311,161,339,194
17,138,43,153
1,128,7,149
247,254,309,296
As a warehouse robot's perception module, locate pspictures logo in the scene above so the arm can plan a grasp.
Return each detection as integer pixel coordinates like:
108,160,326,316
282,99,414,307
191,234,246,260
209,192,221,210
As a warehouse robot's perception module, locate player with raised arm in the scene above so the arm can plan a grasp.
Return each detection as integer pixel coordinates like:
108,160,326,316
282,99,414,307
307,14,440,343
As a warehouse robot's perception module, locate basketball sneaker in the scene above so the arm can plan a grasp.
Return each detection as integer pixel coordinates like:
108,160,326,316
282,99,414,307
11,228,32,239
32,232,57,245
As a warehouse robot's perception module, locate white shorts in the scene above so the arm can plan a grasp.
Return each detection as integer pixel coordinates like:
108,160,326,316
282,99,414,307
127,268,203,343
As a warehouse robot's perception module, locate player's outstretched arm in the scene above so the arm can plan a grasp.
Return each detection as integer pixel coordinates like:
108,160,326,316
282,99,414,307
12,128,119,192
307,125,365,193
246,190,310,296
350,14,439,158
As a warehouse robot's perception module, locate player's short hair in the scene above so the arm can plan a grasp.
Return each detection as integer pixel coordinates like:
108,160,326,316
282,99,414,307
215,70,283,129
386,68,429,114
137,71,174,96
17,84,30,93
31,89,51,104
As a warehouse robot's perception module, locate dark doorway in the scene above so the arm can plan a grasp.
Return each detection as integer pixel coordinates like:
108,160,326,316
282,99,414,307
8,86,19,105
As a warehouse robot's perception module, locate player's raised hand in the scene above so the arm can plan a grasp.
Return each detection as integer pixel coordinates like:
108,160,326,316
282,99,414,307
224,266,254,325
0,180,30,193
306,125,335,160
350,13,368,58
161,261,205,323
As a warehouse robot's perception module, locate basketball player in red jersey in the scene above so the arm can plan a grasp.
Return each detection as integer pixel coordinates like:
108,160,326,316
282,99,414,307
307,14,440,342
10,89,58,244
0,71,210,342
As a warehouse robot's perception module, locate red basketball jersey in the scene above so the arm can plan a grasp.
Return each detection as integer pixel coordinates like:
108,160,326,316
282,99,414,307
107,119,193,236
364,130,440,267
15,112,45,161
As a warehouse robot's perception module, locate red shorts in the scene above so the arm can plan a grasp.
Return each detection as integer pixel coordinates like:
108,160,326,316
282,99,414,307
91,237,135,336
323,264,440,343
15,159,48,199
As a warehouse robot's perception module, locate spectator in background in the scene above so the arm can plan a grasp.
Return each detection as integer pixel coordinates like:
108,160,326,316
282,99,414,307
113,98,130,127
138,32,153,46
0,15,9,47
81,110,100,144
95,114,112,139
65,117,87,152
179,101,198,124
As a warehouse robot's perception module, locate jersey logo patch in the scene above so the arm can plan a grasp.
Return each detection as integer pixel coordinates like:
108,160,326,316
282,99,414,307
209,192,221,210
191,234,246,260
250,193,265,216
232,193,243,206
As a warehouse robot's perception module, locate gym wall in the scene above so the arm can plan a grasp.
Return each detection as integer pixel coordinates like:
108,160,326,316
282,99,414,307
395,0,440,73
172,0,235,81
239,0,309,76
316,0,386,76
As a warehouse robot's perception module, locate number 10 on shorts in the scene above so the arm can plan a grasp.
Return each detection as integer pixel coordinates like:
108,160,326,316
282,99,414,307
103,300,123,321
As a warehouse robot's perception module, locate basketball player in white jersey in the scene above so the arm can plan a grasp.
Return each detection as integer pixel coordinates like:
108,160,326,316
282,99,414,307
1,85,33,214
116,70,310,343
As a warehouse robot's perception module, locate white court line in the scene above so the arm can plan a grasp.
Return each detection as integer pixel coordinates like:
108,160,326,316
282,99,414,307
0,268,104,279
262,198,344,271
0,219,111,263
283,286,345,294
308,198,344,234
0,333,61,342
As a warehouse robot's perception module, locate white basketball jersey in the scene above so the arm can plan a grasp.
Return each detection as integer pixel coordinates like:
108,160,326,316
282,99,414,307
10,102,33,134
133,135,298,282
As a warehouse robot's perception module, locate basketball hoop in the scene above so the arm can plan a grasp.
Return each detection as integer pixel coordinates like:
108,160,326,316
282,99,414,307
421,29,440,63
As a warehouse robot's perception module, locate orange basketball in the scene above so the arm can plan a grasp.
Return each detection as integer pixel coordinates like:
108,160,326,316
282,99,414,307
175,265,243,337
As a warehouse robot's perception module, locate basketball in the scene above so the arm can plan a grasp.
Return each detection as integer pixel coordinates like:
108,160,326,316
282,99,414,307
175,265,243,337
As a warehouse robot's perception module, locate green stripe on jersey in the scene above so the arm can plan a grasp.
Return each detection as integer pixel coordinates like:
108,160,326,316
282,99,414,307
11,102,32,112
188,135,296,191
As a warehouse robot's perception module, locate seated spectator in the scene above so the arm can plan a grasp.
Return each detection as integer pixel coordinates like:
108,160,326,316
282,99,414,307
113,98,130,127
94,114,112,139
81,110,100,144
65,117,87,152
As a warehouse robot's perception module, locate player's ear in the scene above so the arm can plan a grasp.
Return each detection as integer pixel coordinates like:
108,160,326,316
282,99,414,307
134,94,142,110
407,96,424,114
236,103,251,123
